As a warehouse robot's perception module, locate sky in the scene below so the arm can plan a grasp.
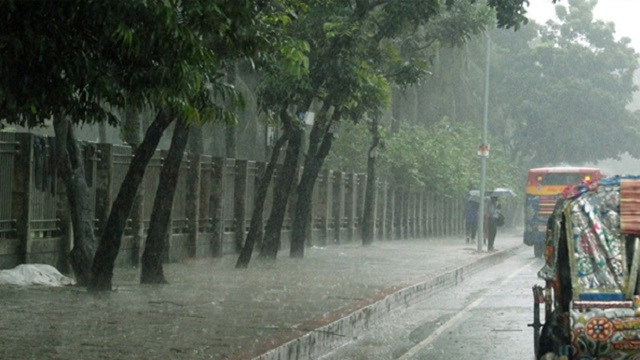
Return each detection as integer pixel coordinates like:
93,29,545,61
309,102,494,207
526,0,640,50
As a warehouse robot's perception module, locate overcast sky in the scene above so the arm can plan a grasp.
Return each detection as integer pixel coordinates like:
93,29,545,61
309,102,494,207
526,0,640,50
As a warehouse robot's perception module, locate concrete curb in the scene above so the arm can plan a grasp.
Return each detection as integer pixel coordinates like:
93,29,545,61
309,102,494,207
241,245,522,360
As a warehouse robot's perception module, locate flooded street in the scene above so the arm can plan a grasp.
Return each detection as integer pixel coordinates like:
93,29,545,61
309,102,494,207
0,234,523,360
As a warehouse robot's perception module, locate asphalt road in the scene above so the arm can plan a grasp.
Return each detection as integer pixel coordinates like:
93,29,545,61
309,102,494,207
320,246,544,360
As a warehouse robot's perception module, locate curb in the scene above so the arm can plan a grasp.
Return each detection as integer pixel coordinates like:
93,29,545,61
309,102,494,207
232,244,522,360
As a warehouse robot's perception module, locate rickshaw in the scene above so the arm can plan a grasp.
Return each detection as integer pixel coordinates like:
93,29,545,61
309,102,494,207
531,175,640,360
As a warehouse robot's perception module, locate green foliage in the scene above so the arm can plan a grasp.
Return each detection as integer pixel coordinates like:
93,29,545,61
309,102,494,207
488,0,529,30
380,119,474,193
324,121,372,173
325,117,519,195
490,0,640,168
258,0,531,124
0,0,300,128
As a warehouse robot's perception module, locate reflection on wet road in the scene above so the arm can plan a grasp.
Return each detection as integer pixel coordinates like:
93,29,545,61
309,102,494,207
321,246,544,360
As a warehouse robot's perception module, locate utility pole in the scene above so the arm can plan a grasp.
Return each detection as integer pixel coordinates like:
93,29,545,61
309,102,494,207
477,33,491,252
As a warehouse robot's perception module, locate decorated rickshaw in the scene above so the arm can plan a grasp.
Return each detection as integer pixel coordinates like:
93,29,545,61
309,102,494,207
532,175,640,360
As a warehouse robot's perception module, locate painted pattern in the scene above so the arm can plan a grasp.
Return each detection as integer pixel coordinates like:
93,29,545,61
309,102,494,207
571,303,640,359
542,176,640,359
567,191,626,298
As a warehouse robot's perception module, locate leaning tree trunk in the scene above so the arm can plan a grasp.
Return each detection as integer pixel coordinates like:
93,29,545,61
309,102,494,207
121,106,145,264
259,126,303,260
235,129,290,268
53,117,96,287
290,110,335,258
90,111,174,292
141,118,190,284
361,117,380,246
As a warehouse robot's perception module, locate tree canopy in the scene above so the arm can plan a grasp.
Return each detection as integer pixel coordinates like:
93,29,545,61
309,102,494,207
491,0,640,168
0,0,305,127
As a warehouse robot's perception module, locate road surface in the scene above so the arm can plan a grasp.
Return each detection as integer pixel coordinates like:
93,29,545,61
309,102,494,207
321,246,544,360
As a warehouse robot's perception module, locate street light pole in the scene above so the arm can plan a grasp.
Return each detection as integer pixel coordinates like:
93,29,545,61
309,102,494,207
477,32,491,252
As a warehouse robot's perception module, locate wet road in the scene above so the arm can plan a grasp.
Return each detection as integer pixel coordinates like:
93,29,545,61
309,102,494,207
320,246,544,360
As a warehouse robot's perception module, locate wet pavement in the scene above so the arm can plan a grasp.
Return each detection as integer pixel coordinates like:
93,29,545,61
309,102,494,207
0,230,524,360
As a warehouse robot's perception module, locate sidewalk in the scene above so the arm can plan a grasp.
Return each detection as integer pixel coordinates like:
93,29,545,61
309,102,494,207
0,230,524,360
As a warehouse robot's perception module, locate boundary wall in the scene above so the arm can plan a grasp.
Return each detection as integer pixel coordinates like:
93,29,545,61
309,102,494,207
0,132,466,270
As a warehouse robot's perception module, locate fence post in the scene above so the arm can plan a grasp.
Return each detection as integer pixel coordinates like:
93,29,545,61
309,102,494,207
210,157,225,257
410,192,416,238
353,174,364,240
185,153,201,258
378,181,387,241
406,192,412,239
326,170,334,244
233,160,248,253
399,191,406,239
436,194,442,236
428,193,433,238
390,190,396,240
404,192,410,239
456,198,462,234
346,173,356,241
13,133,33,263
317,169,330,245
94,142,113,245
0,134,17,267
329,171,342,244
417,192,424,238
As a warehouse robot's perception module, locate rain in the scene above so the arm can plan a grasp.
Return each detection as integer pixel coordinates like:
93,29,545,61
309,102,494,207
2,1,640,359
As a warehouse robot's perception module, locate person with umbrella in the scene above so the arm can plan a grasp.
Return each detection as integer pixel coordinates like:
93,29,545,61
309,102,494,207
465,191,480,244
486,196,500,251
485,188,511,250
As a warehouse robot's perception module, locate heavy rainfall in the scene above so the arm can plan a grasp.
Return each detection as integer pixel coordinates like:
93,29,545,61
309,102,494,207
1,0,640,359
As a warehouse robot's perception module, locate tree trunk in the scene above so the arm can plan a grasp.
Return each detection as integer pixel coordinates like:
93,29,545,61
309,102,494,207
121,107,145,265
259,126,302,260
290,109,335,258
362,117,380,246
90,111,174,292
235,129,290,268
141,118,190,284
53,117,96,287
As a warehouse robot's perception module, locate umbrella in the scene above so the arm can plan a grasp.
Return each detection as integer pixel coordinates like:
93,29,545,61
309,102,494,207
488,187,516,198
466,190,481,203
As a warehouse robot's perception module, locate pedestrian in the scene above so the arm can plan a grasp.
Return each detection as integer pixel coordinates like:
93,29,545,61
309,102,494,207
465,198,479,244
487,196,501,251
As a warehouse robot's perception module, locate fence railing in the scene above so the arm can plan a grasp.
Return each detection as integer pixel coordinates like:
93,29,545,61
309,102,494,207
0,132,466,270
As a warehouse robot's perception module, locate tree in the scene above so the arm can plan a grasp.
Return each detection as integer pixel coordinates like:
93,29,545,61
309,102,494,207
52,118,96,286
119,107,146,264
282,0,534,258
140,118,190,284
259,124,303,260
235,115,291,268
490,0,640,169
0,0,279,289
361,115,381,246
360,0,500,245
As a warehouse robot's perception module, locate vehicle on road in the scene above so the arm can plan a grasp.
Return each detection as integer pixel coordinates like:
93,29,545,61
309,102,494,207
532,175,640,360
524,166,604,257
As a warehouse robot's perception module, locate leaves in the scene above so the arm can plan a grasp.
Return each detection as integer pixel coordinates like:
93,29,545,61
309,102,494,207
0,0,287,128
490,0,640,167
